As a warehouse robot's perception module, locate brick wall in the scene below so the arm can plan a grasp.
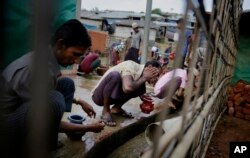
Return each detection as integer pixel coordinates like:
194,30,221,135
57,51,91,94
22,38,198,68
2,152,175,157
226,80,250,120
87,30,108,53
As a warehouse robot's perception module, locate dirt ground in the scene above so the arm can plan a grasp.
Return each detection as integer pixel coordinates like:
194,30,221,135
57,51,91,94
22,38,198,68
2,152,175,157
205,113,250,158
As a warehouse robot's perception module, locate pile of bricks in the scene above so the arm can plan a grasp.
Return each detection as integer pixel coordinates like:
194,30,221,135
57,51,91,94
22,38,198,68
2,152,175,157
226,80,250,120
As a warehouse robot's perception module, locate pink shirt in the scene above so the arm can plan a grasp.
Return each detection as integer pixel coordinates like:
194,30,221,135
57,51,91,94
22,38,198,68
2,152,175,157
80,52,99,73
154,69,187,95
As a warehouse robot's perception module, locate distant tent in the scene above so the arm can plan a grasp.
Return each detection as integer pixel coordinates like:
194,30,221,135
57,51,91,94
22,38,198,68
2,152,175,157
101,19,116,34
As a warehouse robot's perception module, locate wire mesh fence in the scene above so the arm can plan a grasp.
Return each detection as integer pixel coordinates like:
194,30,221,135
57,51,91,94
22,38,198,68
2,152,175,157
141,0,243,157
1,0,244,157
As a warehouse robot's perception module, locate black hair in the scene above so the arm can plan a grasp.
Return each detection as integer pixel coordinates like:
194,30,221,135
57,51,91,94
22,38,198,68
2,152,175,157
145,60,162,69
51,19,91,48
162,62,168,66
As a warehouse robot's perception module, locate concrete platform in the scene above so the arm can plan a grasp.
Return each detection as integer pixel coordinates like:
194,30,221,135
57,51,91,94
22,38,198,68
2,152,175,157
54,72,170,158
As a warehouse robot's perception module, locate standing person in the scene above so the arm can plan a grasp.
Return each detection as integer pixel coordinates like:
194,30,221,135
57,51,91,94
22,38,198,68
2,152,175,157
79,50,101,74
194,29,207,68
124,22,143,63
92,60,161,126
176,18,193,67
0,19,105,157
123,33,132,59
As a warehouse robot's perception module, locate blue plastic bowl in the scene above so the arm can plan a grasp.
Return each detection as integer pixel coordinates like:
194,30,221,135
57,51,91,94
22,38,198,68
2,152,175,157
68,114,86,124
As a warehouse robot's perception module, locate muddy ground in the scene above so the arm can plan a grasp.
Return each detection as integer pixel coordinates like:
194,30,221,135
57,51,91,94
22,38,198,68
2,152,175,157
205,113,250,158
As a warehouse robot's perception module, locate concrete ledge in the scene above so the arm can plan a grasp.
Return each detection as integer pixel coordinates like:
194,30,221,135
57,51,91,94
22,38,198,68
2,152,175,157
84,108,181,158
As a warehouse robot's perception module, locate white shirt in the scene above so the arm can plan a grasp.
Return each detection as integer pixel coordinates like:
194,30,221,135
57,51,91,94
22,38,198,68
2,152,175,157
92,60,145,94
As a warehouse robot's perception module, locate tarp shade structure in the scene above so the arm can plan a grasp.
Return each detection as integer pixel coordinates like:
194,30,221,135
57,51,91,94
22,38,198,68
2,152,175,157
232,36,250,84
232,12,250,84
2,0,77,69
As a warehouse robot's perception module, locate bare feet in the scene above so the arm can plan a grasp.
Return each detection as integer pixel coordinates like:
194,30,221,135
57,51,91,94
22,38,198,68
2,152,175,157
101,113,116,127
111,107,134,118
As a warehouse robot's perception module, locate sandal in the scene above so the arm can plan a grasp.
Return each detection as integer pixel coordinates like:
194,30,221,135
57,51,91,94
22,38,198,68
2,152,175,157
101,113,116,127
111,108,134,118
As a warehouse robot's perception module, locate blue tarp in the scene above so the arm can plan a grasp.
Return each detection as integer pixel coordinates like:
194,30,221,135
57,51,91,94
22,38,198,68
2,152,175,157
83,24,97,30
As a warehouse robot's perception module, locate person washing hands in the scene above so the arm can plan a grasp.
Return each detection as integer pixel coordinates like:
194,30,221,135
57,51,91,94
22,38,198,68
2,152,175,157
0,19,105,157
91,60,161,126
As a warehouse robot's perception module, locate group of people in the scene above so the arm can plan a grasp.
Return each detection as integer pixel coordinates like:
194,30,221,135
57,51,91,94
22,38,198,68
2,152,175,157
175,18,207,68
150,44,173,66
0,19,199,157
91,59,199,126
123,18,196,68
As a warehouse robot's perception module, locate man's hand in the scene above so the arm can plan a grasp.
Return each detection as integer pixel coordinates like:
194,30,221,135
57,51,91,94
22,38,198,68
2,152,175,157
142,67,159,81
59,120,104,133
185,57,190,65
140,94,153,102
86,120,105,133
78,99,96,118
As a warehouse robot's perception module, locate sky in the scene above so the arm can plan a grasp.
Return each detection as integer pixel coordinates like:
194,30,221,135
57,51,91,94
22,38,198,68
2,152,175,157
81,0,250,13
